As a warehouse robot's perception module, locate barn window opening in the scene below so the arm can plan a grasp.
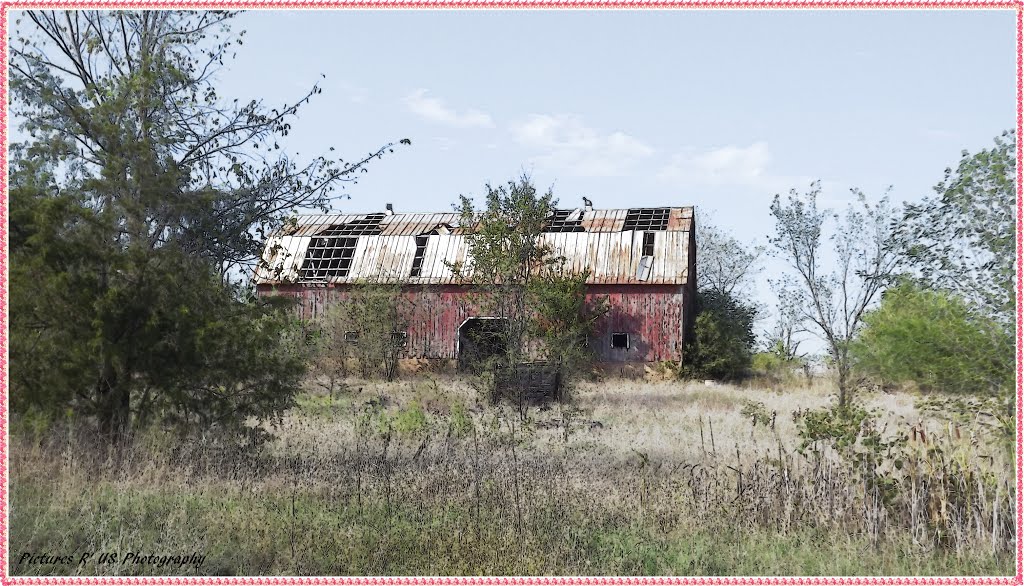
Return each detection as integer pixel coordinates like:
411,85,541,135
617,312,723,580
298,236,358,281
391,331,408,347
623,208,669,231
642,232,655,256
611,333,629,349
410,235,428,277
543,209,585,232
344,331,359,343
318,213,386,236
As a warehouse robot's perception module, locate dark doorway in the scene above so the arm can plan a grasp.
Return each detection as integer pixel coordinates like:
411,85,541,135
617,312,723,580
458,318,507,373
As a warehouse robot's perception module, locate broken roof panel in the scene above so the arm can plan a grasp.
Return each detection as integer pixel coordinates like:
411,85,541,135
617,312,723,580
256,206,694,286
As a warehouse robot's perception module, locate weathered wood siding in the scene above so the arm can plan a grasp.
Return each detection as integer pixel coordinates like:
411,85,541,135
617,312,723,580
586,284,686,363
257,283,688,363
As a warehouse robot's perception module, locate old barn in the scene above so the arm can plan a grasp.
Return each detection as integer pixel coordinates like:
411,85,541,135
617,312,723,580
254,205,697,369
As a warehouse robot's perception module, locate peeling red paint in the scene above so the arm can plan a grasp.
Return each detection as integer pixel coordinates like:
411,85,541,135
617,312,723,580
258,281,695,364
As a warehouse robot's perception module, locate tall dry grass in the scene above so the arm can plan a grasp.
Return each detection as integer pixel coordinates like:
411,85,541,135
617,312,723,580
9,377,1016,576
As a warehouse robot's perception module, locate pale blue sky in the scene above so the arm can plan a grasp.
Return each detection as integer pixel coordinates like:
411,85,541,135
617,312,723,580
215,9,1016,346
221,9,1015,221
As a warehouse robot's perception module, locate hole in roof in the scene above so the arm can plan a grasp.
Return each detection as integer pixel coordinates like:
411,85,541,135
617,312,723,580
410,235,428,277
318,213,386,236
642,232,655,256
299,236,358,281
623,208,669,231
543,209,586,233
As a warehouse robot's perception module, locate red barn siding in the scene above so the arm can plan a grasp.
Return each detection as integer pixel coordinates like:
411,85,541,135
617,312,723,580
257,283,688,364
587,285,685,362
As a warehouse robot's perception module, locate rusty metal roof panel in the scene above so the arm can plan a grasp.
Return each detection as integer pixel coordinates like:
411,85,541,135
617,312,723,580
378,213,463,236
668,207,694,231
259,208,693,286
581,209,627,232
290,215,364,237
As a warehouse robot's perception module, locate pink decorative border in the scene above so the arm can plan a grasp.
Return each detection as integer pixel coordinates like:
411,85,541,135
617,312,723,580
0,1,1021,584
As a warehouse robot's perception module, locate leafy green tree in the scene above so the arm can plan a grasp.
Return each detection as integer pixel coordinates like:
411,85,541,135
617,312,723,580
9,10,405,441
454,175,606,386
851,281,1013,395
529,267,608,374
340,283,411,381
895,131,1016,330
681,290,757,380
454,176,559,369
11,11,405,280
769,182,901,408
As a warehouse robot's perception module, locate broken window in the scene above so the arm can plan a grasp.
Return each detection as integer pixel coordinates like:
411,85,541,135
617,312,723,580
611,333,629,349
642,232,655,256
391,331,408,347
410,235,428,277
623,208,669,231
319,213,386,236
543,209,585,232
298,236,358,281
636,256,653,281
344,331,359,343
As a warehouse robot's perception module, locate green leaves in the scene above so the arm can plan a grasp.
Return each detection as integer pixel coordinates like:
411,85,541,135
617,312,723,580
681,290,758,381
11,10,408,281
455,175,606,383
894,130,1016,331
850,281,1013,396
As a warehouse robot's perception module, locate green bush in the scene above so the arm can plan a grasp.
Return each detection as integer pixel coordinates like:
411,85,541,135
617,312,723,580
851,282,1013,395
681,290,757,380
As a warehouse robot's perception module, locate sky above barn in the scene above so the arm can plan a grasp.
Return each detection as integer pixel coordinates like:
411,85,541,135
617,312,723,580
222,9,1015,214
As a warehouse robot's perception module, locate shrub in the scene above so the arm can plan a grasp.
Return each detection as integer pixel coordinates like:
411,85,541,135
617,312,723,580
850,282,1013,395
310,283,410,382
449,403,473,438
681,290,757,380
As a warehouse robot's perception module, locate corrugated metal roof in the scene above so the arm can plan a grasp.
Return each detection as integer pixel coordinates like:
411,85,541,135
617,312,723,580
255,207,694,286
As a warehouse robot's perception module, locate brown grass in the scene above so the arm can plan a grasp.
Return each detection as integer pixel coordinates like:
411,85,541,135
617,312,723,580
9,376,1016,576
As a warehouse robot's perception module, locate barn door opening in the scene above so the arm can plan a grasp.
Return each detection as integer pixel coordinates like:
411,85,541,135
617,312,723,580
458,317,507,373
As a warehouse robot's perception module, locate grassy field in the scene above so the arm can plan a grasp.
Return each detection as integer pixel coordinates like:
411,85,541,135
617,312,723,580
10,376,1016,576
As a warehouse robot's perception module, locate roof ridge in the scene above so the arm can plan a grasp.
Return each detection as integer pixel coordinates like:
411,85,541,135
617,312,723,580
290,206,694,217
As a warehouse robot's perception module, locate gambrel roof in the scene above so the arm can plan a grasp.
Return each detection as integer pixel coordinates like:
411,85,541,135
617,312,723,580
254,206,695,286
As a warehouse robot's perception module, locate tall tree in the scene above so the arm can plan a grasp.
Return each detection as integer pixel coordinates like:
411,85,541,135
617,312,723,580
454,176,559,370
687,218,763,380
9,10,406,441
769,182,901,408
11,10,406,280
895,130,1016,330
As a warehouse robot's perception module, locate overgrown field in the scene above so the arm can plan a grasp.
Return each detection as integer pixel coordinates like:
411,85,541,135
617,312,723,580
10,377,1016,576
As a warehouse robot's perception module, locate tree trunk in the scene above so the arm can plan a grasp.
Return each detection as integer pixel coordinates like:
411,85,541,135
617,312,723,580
96,354,130,443
836,356,851,410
